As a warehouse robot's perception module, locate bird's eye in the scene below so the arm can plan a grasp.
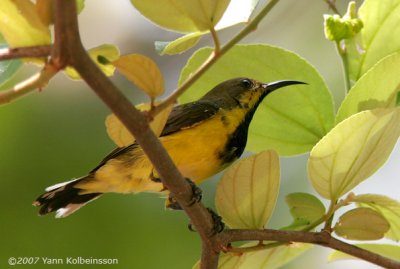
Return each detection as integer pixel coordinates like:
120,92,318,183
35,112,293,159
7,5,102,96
241,79,253,89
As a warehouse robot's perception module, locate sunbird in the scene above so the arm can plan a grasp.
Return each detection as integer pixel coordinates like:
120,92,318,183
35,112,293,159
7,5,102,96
33,78,304,217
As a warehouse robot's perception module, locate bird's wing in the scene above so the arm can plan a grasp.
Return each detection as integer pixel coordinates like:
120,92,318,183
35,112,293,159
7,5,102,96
90,101,219,173
90,144,138,173
160,100,220,136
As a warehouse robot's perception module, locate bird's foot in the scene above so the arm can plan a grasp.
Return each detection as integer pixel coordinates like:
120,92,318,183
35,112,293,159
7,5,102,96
188,208,225,234
166,178,202,210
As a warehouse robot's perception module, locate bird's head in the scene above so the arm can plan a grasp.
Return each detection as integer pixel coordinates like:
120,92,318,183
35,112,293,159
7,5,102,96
201,77,305,111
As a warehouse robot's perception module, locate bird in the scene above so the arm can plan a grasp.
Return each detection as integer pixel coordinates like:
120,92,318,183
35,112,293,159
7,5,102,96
33,77,305,218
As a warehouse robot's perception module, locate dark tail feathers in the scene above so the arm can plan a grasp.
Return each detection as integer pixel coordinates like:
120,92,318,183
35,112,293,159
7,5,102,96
33,176,101,218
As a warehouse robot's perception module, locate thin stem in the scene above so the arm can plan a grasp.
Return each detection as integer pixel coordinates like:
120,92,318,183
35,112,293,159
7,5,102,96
324,0,341,15
151,0,280,117
0,45,51,61
219,229,400,269
210,27,221,55
0,64,57,105
335,41,351,92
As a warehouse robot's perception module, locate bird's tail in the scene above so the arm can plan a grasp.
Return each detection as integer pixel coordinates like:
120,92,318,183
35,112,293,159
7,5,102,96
33,175,101,218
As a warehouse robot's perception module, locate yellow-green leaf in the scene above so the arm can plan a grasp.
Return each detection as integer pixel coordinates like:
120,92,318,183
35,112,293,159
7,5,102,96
336,52,400,124
329,244,400,262
282,192,325,230
308,108,400,200
112,54,164,98
130,0,230,33
0,0,51,47
215,150,280,229
334,208,390,240
155,32,203,55
357,0,400,78
106,103,173,147
353,194,400,241
65,44,120,80
179,45,334,156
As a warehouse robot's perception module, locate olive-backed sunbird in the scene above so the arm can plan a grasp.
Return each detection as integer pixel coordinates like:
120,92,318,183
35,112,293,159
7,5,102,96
33,78,304,217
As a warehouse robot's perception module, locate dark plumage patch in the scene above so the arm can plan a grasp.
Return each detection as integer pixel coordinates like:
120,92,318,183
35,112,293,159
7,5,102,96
218,91,269,164
161,101,220,136
33,176,101,216
218,118,249,164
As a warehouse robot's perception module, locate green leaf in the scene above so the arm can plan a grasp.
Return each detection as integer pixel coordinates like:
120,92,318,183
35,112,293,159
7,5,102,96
215,150,280,229
65,44,120,80
282,193,325,230
130,0,230,33
308,108,400,200
155,32,203,55
238,242,313,269
336,52,400,124
329,244,400,262
357,0,400,78
179,45,334,156
0,45,22,89
0,0,51,47
353,194,400,241
334,207,390,240
155,0,260,55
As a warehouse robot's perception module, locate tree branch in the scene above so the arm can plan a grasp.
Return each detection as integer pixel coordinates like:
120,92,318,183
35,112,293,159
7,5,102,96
0,45,51,61
52,1,218,268
219,229,400,269
201,242,220,268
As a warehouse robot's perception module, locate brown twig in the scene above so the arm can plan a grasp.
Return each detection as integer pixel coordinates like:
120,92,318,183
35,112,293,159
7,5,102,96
324,0,341,15
0,45,51,61
219,229,400,269
52,1,218,268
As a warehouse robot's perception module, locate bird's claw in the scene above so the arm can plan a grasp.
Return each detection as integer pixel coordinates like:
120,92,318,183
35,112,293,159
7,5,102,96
166,178,202,210
188,208,225,234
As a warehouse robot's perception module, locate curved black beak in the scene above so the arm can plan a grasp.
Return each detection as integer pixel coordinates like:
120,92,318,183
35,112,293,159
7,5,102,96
262,80,307,92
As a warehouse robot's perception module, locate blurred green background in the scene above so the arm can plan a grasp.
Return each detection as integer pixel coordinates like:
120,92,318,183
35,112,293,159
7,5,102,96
1,0,398,268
